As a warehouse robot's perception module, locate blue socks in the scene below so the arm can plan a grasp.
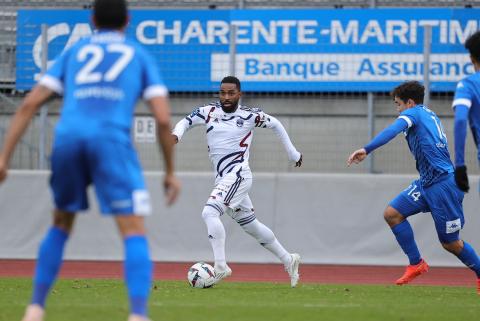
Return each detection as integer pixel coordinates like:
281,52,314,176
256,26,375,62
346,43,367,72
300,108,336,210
124,235,152,317
31,227,69,307
391,220,422,265
457,241,480,278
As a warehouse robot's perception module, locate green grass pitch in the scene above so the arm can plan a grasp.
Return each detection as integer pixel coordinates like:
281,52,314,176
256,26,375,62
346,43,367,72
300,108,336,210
1,278,479,321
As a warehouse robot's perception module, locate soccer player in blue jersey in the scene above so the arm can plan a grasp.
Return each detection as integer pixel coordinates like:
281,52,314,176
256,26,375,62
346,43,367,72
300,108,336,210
348,81,480,293
453,30,480,193
0,1,180,321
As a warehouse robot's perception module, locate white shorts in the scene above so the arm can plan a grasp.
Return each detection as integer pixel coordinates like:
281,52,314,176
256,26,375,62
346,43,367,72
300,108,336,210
208,168,253,212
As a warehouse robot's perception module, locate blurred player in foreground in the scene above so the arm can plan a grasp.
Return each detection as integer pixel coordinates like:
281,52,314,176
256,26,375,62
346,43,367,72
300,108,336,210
0,0,180,320
452,30,480,194
347,81,480,293
172,76,302,287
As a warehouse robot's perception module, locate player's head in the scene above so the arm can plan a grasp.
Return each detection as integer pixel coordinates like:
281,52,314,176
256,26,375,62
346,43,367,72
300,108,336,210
391,81,424,113
465,30,480,70
92,0,128,30
219,76,242,113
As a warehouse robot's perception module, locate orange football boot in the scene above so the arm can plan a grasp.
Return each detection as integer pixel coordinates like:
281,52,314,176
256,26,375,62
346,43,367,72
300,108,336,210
396,259,429,285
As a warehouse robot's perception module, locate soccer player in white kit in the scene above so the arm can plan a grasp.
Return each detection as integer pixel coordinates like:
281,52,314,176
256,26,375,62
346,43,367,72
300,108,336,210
172,76,303,287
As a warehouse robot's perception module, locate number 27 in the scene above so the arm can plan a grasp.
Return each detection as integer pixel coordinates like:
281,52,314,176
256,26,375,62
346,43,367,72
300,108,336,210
75,43,133,84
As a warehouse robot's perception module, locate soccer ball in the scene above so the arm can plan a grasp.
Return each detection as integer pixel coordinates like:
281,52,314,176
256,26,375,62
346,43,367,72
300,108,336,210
187,262,215,288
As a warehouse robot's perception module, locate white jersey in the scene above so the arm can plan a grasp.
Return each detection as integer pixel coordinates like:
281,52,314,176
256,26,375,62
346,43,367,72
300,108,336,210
173,102,301,180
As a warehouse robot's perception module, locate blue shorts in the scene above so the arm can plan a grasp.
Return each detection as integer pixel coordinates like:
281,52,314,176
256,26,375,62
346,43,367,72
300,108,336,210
389,174,464,243
50,137,151,215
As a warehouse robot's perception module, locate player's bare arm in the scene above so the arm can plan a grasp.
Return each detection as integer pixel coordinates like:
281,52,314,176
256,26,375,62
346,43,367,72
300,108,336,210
347,148,367,166
149,96,180,206
0,85,53,183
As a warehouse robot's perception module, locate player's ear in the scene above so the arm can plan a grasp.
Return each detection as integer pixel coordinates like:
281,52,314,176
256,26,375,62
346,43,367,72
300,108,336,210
91,15,97,29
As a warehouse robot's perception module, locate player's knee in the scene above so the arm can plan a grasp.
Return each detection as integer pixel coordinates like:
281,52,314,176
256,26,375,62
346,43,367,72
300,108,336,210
383,206,404,226
441,240,463,255
202,201,224,220
53,209,75,233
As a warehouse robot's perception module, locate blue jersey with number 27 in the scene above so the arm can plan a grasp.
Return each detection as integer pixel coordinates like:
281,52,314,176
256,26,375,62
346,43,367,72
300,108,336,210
399,105,454,186
40,30,167,143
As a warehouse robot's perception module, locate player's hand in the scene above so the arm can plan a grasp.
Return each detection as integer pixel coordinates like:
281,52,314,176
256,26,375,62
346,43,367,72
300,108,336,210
0,156,7,183
347,148,367,166
454,165,469,192
163,173,181,206
172,135,179,144
295,154,303,167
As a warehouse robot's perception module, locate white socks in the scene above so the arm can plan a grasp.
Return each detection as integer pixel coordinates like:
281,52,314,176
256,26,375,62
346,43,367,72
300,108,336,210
202,206,227,270
241,219,292,267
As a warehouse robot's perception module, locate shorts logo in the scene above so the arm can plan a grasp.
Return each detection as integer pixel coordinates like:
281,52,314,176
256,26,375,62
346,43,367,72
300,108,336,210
236,118,244,127
446,218,461,234
133,190,151,216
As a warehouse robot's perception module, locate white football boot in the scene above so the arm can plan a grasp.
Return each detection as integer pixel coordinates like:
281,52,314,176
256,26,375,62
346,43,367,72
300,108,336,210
286,253,301,287
213,265,232,284
21,304,44,321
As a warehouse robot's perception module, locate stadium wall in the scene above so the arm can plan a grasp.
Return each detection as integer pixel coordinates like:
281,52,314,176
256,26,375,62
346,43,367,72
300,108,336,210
1,171,479,267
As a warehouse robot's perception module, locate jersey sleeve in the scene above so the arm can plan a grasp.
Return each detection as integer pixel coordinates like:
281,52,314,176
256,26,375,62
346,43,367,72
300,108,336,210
454,104,470,167
397,108,417,129
452,80,473,110
140,48,168,100
172,106,208,141
261,112,301,162
38,48,71,94
364,117,409,154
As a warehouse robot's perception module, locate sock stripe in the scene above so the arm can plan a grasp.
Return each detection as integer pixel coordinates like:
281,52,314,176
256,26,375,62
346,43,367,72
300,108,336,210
205,203,224,216
238,214,256,226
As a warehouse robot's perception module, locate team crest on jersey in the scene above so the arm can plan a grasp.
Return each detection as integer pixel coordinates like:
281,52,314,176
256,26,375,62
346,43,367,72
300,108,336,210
189,108,200,118
236,118,244,127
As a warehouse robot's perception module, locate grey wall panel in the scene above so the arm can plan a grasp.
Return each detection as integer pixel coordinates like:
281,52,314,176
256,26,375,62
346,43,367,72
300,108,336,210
0,171,479,267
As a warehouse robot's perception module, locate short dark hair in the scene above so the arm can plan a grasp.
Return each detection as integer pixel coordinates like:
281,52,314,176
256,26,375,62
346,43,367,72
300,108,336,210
465,30,480,62
391,81,424,104
221,76,241,91
93,0,128,29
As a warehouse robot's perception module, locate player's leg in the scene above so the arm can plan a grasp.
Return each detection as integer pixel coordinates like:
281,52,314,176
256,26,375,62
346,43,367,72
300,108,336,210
22,210,76,321
442,240,480,287
23,141,88,321
426,175,480,293
387,180,430,285
203,169,252,283
115,216,152,321
90,139,153,320
202,199,229,276
231,195,300,287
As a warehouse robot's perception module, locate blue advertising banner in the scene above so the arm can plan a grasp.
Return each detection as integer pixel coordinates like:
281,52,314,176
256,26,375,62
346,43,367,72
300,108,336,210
16,9,480,92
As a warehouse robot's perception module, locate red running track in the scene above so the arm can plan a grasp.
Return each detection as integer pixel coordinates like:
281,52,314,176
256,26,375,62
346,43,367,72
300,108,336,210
0,260,476,287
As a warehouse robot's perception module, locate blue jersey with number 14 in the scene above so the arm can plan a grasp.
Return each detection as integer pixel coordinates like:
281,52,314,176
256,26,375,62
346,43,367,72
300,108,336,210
40,30,167,143
399,105,454,186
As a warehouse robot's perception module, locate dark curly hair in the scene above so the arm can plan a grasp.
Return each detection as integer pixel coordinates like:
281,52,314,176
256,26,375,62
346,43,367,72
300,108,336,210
221,76,241,91
391,81,424,104
465,30,480,63
93,0,128,29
